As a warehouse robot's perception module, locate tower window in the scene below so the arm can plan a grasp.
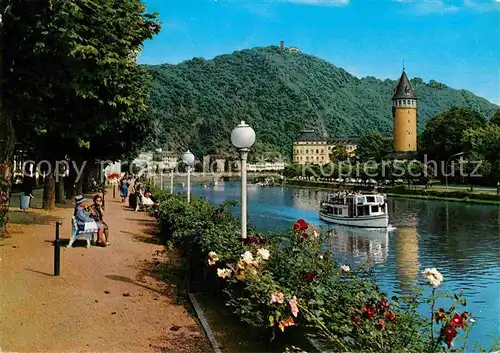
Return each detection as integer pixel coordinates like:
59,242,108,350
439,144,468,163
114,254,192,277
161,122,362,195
408,119,410,123
409,144,411,148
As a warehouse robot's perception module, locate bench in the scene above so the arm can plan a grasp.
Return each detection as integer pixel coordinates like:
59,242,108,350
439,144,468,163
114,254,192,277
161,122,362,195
67,216,94,248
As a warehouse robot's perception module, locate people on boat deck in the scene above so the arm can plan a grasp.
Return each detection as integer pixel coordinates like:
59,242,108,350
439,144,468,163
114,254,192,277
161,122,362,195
90,194,110,246
74,195,106,247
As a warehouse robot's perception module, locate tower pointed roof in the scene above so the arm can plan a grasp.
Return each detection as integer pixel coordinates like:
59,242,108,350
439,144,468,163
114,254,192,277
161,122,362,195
392,71,417,100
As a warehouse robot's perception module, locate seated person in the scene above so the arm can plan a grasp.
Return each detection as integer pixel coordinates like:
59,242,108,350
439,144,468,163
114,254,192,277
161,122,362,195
74,195,106,247
142,191,159,208
90,194,110,246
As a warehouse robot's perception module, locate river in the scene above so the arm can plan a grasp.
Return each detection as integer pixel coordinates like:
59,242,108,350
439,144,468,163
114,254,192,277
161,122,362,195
180,182,500,348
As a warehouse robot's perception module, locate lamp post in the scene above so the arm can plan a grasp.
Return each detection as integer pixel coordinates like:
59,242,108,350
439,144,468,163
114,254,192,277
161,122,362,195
231,121,256,239
445,152,465,189
182,150,195,202
170,168,174,194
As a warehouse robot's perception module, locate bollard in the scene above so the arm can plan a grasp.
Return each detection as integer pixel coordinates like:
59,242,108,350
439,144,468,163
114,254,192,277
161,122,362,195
113,185,116,198
54,222,62,276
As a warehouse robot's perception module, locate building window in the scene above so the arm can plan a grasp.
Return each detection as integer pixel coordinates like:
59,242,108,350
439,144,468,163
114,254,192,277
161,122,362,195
408,119,410,123
316,157,319,160
321,156,324,160
316,149,319,153
306,149,308,153
408,131,410,135
408,144,411,148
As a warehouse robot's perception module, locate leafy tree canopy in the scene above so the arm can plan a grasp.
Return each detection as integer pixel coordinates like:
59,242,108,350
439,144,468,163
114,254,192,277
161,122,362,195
356,131,393,162
419,107,487,161
3,0,160,162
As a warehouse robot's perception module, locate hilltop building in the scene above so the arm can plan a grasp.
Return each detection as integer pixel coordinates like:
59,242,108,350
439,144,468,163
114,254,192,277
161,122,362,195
292,130,358,165
279,40,301,54
392,69,418,154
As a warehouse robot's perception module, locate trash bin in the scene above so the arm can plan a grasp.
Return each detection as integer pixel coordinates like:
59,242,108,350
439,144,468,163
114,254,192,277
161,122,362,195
20,194,31,210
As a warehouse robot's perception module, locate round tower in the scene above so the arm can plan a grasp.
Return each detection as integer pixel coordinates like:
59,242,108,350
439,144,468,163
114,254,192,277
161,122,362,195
392,70,417,152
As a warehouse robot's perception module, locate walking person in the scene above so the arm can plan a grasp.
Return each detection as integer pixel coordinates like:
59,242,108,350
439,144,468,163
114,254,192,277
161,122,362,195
119,177,129,203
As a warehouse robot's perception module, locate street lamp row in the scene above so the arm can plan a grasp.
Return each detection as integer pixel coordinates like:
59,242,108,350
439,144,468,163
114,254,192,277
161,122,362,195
179,121,255,238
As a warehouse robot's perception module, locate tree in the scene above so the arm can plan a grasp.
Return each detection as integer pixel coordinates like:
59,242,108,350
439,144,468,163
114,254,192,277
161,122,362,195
462,124,500,183
3,0,160,210
356,131,393,162
491,109,500,127
0,4,16,236
329,146,350,162
419,107,486,162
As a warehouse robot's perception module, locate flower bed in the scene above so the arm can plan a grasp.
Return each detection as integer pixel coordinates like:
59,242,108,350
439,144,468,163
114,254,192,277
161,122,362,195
153,189,479,352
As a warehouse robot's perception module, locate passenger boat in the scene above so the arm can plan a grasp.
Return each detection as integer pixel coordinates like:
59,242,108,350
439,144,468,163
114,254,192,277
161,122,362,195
319,192,389,228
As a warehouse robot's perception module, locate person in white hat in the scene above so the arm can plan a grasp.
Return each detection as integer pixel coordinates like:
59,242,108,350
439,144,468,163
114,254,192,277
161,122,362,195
74,195,106,247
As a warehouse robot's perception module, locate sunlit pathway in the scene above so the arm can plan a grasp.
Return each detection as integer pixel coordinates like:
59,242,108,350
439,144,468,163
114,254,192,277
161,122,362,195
0,192,210,352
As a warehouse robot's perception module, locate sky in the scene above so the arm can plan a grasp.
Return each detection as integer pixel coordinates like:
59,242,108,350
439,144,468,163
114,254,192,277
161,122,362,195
138,0,500,105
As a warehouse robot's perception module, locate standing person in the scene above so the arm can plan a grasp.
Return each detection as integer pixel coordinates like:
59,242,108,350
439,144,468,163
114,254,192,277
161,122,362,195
119,177,129,203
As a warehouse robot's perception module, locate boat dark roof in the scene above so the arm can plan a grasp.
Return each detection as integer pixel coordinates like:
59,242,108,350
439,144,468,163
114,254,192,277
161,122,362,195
392,71,417,100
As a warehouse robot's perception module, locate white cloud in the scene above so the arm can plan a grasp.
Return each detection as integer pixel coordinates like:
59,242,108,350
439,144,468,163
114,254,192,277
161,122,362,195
282,0,349,6
396,0,499,14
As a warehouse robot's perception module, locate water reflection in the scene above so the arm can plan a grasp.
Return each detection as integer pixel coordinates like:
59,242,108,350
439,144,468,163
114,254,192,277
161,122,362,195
394,226,419,293
328,227,389,265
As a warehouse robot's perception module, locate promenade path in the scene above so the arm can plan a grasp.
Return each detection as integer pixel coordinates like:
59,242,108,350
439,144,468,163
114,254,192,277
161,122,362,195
0,192,210,352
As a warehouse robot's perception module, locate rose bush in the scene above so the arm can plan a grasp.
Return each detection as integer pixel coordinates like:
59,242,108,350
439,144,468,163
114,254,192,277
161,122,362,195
152,189,481,352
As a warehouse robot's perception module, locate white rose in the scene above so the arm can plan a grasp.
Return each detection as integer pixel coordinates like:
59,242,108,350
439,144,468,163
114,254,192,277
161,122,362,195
340,264,350,272
217,268,232,279
422,268,444,287
257,248,270,261
241,251,254,264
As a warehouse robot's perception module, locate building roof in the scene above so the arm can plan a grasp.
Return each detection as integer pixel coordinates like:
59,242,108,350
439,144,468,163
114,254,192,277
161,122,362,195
295,130,325,142
330,137,360,144
392,71,417,100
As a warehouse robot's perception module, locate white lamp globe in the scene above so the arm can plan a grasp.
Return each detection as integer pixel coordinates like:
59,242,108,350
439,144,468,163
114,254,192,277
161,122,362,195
231,121,256,150
182,150,195,166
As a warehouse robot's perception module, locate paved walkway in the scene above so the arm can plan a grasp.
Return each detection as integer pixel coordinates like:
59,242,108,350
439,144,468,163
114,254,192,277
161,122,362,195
0,192,210,352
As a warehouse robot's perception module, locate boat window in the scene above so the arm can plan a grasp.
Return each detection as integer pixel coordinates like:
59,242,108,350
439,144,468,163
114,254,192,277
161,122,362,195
366,196,375,203
338,208,343,215
371,205,379,213
356,196,365,204
334,207,338,215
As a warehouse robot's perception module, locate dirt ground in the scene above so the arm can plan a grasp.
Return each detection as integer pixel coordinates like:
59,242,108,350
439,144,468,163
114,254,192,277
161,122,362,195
0,192,211,352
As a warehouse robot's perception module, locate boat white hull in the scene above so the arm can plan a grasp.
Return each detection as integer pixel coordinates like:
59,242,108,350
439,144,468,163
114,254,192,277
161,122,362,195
319,212,389,228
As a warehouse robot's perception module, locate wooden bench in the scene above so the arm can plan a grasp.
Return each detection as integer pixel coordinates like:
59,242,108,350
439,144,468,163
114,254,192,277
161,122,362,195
67,216,94,248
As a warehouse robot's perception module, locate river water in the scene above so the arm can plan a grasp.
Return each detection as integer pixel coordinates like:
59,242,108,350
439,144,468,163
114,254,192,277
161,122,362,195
184,182,499,348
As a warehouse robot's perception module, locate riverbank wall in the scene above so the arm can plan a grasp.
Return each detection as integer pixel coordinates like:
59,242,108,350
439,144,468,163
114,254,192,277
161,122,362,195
285,180,500,205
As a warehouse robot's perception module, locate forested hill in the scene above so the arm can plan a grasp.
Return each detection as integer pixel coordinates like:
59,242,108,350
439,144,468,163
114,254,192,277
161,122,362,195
144,46,498,157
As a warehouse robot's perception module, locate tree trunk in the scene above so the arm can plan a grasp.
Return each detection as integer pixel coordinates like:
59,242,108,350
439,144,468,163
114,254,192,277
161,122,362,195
55,180,65,204
76,177,83,196
0,119,14,236
42,174,56,210
0,14,15,236
66,168,76,200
